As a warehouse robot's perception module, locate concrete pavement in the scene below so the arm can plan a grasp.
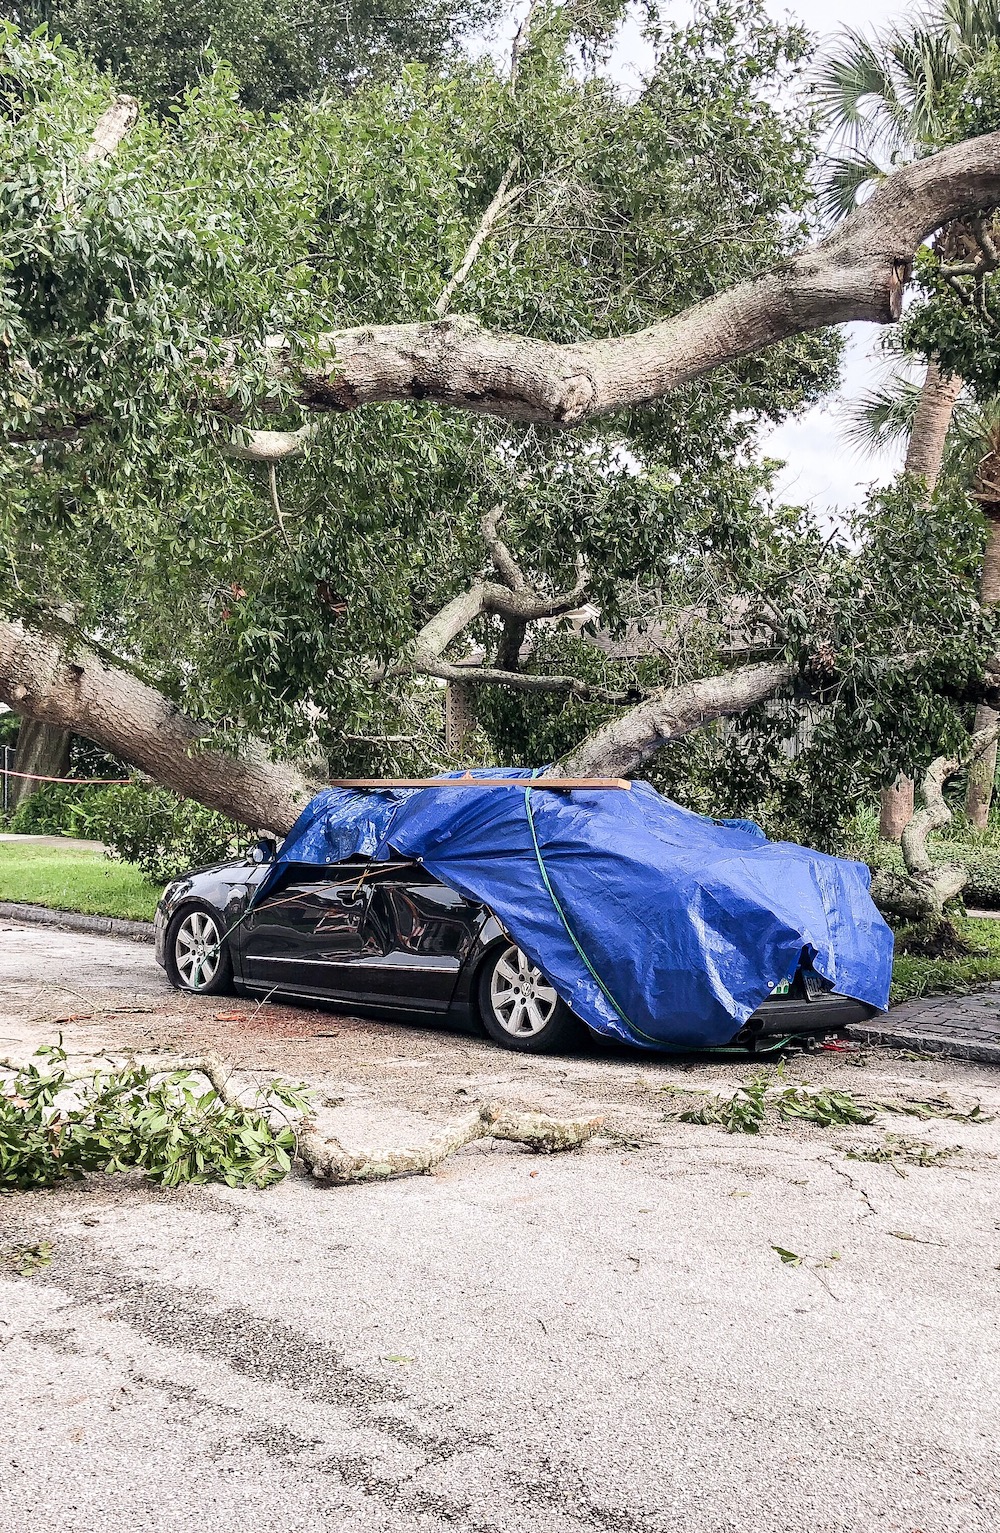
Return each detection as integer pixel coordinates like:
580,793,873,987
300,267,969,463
2,921,999,1532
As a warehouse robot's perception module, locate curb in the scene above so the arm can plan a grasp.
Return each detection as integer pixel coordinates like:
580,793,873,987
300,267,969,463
0,902,154,944
846,1019,1000,1067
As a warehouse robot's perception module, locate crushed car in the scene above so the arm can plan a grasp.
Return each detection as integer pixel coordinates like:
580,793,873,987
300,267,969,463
155,769,893,1053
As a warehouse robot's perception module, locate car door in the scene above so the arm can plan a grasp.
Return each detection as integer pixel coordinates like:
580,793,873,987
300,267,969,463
357,863,486,1010
239,862,374,996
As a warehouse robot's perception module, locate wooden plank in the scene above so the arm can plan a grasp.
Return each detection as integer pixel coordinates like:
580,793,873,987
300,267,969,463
326,776,632,791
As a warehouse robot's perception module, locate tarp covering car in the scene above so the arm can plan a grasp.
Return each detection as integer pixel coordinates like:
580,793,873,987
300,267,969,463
261,768,893,1049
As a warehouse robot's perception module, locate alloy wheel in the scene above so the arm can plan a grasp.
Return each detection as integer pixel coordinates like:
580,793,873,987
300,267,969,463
489,943,559,1037
174,909,223,991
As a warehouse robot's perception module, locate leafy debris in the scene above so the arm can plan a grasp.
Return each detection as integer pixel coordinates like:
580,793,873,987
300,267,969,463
675,1071,770,1133
876,1094,993,1124
1,1043,312,1191
2,1240,53,1276
664,1066,992,1139
776,1086,877,1127
846,1135,963,1175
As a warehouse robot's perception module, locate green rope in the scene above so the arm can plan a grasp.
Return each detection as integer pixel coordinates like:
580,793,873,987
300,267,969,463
523,781,791,1056
524,782,667,1046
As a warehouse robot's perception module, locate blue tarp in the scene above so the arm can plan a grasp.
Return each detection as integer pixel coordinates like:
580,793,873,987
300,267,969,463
264,767,893,1050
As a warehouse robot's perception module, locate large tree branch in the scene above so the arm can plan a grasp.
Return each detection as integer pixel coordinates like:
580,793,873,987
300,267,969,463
222,422,319,464
481,506,528,591
874,721,1000,935
299,1099,603,1184
0,619,314,832
82,95,139,163
275,134,1000,427
549,661,795,778
387,531,600,696
14,134,1000,447
405,571,589,673
901,720,1000,876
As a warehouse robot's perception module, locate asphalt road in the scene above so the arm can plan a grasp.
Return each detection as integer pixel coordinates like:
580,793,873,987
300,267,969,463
2,920,999,1532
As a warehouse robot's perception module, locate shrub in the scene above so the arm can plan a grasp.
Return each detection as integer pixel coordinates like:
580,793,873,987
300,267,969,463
95,783,252,883
8,783,114,839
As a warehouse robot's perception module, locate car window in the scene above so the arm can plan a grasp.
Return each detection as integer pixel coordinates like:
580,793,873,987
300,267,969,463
282,861,371,883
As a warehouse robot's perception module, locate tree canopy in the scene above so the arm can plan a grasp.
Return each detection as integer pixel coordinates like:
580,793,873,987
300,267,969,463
3,0,495,111
3,2,1000,843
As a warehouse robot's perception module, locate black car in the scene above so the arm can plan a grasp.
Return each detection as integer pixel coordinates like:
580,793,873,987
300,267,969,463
154,849,878,1054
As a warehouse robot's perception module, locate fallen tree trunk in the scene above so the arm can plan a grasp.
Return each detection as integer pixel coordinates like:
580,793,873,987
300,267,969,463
0,615,797,818
871,720,1000,949
0,618,314,833
17,132,1000,448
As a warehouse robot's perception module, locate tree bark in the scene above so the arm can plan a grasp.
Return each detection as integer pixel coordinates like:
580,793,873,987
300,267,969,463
8,717,71,812
872,718,1000,946
903,359,963,482
445,678,478,753
879,358,964,841
966,499,1000,830
0,619,315,833
879,774,915,844
549,662,794,779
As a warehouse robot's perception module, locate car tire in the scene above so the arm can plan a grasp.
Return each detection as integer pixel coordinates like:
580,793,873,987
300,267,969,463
476,940,586,1054
164,903,234,996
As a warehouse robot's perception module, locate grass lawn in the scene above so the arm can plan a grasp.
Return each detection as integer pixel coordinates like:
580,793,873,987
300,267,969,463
889,915,1000,1004
0,841,162,922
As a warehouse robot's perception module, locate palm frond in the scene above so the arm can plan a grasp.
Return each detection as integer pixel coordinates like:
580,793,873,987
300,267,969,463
814,0,1000,202
812,29,902,145
940,0,1000,59
888,29,965,146
816,149,887,221
942,393,1000,484
841,374,925,457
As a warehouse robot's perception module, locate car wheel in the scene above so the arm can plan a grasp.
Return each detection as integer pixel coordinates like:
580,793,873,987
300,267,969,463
476,941,586,1053
164,904,234,996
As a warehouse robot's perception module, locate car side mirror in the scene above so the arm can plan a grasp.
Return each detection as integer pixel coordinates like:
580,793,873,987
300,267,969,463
250,837,277,865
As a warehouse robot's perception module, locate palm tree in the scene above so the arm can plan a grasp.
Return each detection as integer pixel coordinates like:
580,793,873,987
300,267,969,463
817,3,999,213
816,0,1000,837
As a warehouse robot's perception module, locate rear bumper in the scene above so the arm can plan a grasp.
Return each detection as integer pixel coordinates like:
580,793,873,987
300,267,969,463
746,994,880,1036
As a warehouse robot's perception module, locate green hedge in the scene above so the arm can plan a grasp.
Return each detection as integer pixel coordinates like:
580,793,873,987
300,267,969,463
7,783,110,839
863,838,1000,909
